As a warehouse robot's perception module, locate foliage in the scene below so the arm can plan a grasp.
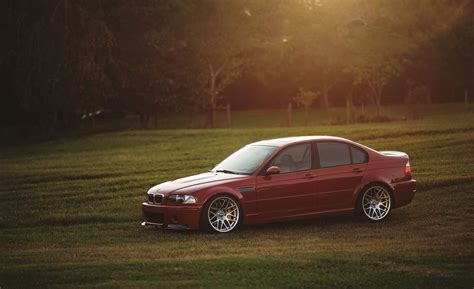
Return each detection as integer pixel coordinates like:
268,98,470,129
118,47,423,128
1,0,472,134
3,0,117,135
293,88,319,110
406,85,432,105
293,87,320,125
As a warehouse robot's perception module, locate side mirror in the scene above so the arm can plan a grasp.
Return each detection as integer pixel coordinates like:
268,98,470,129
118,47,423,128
265,166,281,176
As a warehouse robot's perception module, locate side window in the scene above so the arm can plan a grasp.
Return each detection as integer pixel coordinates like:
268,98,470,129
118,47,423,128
268,144,311,173
317,142,351,168
351,145,368,164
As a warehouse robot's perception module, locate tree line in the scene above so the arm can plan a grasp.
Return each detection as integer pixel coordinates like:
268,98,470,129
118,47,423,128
1,0,473,135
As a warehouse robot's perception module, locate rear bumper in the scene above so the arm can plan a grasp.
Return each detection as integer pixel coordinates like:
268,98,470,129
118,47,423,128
392,179,416,208
141,202,202,230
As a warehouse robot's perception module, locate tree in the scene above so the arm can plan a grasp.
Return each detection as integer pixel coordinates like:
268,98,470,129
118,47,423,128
303,0,352,109
112,1,191,128
400,0,473,103
187,0,255,127
343,1,409,116
5,0,115,136
293,88,319,125
251,0,352,110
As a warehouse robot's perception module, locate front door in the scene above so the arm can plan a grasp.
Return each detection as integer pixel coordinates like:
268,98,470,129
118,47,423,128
256,143,316,220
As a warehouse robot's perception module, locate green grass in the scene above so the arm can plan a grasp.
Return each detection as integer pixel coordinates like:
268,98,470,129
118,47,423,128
1,105,473,288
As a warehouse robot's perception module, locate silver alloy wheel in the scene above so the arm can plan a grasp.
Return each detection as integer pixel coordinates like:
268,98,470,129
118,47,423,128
362,185,391,221
207,196,240,233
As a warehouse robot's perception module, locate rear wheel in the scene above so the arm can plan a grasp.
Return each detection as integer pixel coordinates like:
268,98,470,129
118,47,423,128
359,184,392,221
200,195,241,233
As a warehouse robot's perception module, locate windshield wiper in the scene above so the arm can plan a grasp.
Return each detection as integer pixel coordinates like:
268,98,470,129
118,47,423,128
213,169,242,175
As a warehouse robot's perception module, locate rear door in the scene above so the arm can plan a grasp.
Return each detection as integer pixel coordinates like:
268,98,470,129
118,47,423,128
256,143,316,220
314,142,368,212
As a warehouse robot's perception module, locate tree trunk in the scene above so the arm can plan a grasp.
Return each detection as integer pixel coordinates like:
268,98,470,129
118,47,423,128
321,71,331,109
465,88,469,113
226,103,231,128
287,102,292,127
321,81,329,109
304,107,308,126
346,89,353,123
375,93,381,116
154,112,158,129
91,112,96,129
188,108,194,128
426,84,433,104
47,110,58,139
207,68,217,128
140,111,149,129
368,78,383,116
212,103,216,127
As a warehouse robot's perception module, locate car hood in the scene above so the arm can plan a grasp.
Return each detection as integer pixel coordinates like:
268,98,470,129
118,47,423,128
147,172,247,195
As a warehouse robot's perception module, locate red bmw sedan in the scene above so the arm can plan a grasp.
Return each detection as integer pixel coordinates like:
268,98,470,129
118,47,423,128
141,136,416,233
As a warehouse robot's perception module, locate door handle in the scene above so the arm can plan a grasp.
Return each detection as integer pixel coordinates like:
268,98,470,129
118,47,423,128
304,173,316,179
352,168,363,173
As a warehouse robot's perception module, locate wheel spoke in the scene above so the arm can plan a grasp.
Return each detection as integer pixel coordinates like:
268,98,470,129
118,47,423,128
362,186,391,220
208,196,240,232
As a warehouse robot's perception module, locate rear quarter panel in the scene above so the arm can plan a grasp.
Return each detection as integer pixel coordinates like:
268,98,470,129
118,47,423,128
362,152,413,207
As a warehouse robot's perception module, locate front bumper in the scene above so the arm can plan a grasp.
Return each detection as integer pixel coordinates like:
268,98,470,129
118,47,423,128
141,202,202,230
392,179,416,208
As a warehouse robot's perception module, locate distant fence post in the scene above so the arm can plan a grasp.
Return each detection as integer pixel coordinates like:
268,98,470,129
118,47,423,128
287,102,292,127
226,103,231,128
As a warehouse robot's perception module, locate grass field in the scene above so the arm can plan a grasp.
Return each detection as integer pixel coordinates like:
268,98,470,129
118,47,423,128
1,106,473,288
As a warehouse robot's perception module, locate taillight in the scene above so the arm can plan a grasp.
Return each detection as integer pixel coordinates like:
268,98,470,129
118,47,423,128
405,161,412,177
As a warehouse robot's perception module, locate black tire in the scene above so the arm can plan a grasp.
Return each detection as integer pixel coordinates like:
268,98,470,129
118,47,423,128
356,184,392,221
200,194,242,233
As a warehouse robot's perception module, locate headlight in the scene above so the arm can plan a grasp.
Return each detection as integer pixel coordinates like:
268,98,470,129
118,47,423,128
168,194,197,204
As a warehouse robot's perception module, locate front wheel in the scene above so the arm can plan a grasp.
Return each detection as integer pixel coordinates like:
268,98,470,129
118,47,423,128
201,195,241,233
359,184,392,221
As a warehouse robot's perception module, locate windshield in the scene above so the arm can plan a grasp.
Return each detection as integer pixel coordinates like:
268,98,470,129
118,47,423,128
212,145,277,175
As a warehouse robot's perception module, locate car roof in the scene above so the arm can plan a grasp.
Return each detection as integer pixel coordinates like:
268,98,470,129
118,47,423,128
250,136,352,147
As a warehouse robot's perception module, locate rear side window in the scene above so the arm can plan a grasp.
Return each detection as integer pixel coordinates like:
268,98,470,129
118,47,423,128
351,146,368,164
268,144,311,173
317,142,351,168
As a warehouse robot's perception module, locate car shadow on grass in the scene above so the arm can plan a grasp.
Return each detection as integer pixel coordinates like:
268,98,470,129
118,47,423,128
142,212,410,236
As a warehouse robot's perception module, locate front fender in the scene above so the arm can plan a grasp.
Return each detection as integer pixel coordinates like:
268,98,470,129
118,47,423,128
199,185,244,206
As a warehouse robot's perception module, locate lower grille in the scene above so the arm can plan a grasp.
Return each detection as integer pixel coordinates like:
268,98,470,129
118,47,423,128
144,212,164,224
147,193,163,204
